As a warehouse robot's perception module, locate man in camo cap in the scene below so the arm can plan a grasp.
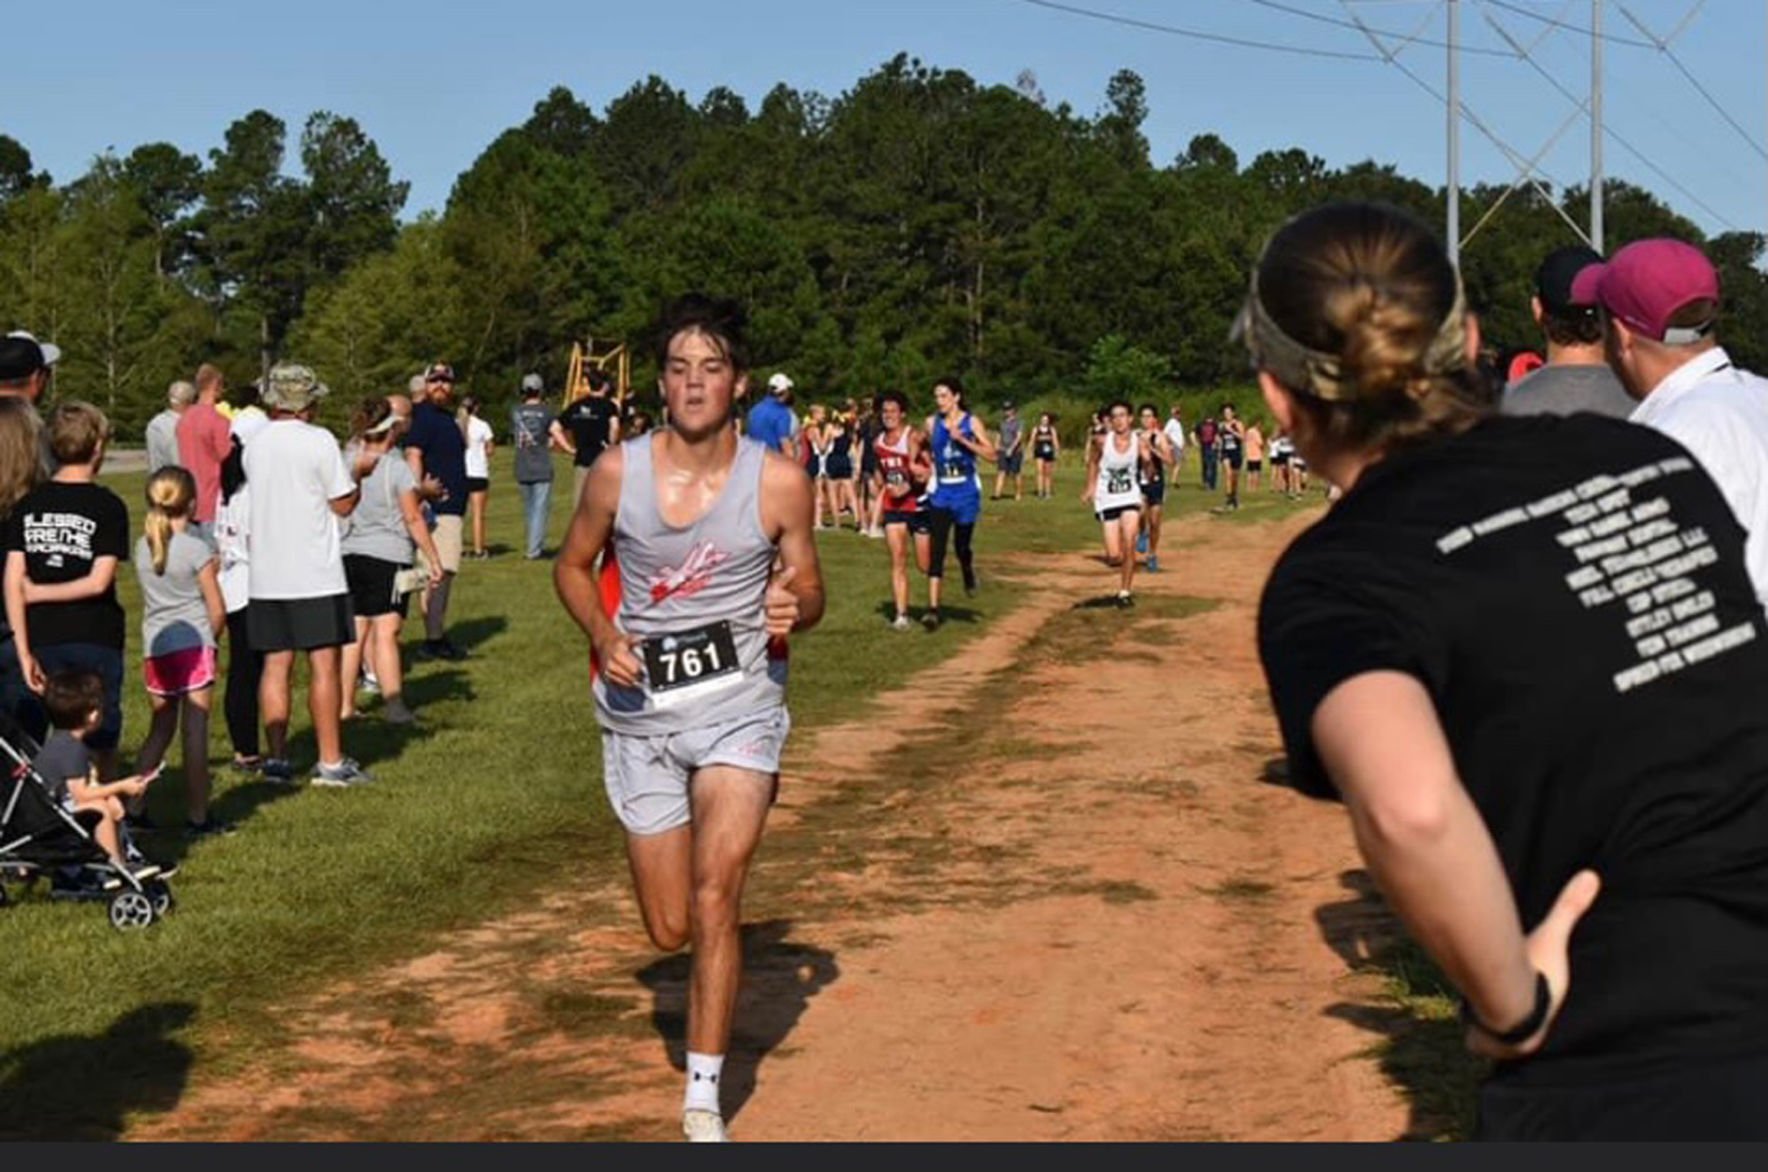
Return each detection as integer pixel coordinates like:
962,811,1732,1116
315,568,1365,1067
243,362,377,787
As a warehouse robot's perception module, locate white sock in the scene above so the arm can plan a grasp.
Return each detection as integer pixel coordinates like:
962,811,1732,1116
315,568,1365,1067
684,1052,724,1115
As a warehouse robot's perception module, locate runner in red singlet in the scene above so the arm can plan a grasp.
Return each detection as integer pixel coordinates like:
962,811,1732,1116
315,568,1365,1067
874,390,932,631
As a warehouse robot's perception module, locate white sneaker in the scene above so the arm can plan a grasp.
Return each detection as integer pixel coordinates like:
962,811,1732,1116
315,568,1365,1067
889,614,912,631
682,1109,729,1143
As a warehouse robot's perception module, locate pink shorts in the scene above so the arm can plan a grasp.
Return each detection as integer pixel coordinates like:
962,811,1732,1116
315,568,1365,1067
143,646,218,697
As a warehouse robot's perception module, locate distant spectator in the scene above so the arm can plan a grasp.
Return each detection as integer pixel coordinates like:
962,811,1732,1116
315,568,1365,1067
175,363,232,532
511,373,569,559
459,394,494,559
146,381,196,473
0,398,44,731
745,372,796,457
404,362,469,661
560,367,621,505
340,397,442,726
4,402,130,782
131,466,228,837
229,377,268,440
243,363,373,787
0,330,58,406
213,435,262,774
1503,246,1634,419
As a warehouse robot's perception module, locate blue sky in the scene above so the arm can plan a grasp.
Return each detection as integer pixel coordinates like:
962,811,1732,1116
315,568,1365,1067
6,1,1763,245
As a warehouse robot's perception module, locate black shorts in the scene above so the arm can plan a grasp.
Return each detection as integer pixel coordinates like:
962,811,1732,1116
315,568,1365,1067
248,594,357,652
998,452,1023,475
1222,448,1245,470
883,509,929,534
1097,504,1142,523
1247,460,1263,473
1139,480,1166,506
1272,453,1291,466
344,554,412,620
1034,443,1055,462
465,476,489,494
826,456,854,480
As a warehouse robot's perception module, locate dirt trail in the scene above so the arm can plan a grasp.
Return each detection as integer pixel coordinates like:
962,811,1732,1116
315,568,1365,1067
132,507,1425,1142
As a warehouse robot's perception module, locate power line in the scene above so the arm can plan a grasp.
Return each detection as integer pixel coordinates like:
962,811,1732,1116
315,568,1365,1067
1011,0,1384,60
1616,2,1768,163
1476,0,1741,230
1240,0,1518,57
1482,0,1656,46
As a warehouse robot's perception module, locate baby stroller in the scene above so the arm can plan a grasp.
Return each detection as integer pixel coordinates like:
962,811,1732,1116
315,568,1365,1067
0,717,175,932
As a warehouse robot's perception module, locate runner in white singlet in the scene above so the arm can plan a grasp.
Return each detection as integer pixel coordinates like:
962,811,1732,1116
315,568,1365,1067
1082,399,1148,607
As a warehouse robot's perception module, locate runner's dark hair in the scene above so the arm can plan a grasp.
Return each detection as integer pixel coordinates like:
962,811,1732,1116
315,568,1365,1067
877,389,910,412
655,293,750,373
1138,402,1158,418
934,377,967,407
1106,399,1133,416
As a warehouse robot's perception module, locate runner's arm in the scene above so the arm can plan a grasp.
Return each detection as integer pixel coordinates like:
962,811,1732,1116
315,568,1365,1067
958,416,997,463
1081,436,1100,501
761,451,825,635
553,448,641,685
1313,671,1599,1059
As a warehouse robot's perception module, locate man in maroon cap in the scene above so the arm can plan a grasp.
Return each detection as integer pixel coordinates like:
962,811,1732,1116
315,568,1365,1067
1577,238,1768,607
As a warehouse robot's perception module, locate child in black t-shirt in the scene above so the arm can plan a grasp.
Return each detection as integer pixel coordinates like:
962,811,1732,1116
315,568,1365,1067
31,671,160,866
2,402,130,778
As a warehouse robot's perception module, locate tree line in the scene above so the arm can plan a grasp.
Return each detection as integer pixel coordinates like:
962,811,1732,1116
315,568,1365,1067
5,54,1766,439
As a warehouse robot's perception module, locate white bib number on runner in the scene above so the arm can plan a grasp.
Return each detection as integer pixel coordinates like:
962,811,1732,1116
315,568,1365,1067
939,460,968,484
1107,468,1133,494
642,621,741,706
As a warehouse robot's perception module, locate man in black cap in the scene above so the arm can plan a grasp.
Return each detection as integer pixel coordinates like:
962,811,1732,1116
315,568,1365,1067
1501,246,1635,419
0,331,59,406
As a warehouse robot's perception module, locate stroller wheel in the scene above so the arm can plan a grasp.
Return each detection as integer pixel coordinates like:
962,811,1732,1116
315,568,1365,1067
145,880,174,918
108,889,157,932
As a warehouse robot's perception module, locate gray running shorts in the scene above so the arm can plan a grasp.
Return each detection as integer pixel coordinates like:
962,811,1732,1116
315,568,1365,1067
600,706,791,836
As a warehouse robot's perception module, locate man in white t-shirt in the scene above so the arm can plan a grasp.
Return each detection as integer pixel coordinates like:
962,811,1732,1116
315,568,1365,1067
1576,238,1768,610
242,363,375,787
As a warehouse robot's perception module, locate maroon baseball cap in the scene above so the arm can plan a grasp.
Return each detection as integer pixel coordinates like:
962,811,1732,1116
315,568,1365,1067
1570,238,1720,344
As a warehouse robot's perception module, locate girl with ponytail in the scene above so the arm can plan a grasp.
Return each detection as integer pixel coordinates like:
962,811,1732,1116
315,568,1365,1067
133,466,229,837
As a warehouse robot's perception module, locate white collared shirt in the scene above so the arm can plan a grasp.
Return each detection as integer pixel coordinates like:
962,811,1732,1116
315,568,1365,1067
1631,345,1768,609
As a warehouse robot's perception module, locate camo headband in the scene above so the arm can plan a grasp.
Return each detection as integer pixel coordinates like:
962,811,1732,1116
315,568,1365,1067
1234,259,1470,404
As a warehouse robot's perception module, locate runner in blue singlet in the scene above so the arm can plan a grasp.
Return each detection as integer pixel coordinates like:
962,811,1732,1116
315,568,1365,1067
922,377,996,629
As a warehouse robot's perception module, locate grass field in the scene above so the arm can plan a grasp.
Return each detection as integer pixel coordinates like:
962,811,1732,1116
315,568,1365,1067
0,442,1320,1138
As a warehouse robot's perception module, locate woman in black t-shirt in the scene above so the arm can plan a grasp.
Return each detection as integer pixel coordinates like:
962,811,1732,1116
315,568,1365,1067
1247,202,1768,1140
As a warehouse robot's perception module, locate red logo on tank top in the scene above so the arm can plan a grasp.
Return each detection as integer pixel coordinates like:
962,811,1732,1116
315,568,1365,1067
647,541,731,605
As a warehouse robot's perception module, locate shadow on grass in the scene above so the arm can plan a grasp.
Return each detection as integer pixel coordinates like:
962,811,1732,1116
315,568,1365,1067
634,919,839,1123
0,1002,196,1140
1315,870,1484,1141
441,616,510,656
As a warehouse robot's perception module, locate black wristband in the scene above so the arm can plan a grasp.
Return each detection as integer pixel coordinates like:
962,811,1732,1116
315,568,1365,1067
1462,971,1552,1045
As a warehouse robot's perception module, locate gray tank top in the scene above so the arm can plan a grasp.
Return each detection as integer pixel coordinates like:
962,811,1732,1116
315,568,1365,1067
594,434,786,734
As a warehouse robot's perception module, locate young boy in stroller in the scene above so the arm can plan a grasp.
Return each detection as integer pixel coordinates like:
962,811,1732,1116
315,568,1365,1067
31,671,162,867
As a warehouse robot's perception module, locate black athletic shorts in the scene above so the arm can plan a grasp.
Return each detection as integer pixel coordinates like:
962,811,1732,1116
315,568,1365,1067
344,554,412,620
1223,448,1245,470
248,593,356,652
1097,504,1142,523
1272,452,1290,466
1140,480,1166,507
1247,460,1263,473
1034,443,1055,462
883,509,929,534
465,476,489,494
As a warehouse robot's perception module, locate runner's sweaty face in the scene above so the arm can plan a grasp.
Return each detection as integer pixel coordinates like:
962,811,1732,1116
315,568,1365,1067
660,328,746,438
1109,406,1133,434
880,399,904,430
933,384,959,416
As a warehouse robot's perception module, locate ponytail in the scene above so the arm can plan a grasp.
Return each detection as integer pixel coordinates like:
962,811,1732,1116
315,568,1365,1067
143,467,196,576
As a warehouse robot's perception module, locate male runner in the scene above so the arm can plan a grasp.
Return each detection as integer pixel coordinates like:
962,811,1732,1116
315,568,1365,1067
1214,403,1246,512
554,294,823,1143
874,390,932,630
1083,400,1148,606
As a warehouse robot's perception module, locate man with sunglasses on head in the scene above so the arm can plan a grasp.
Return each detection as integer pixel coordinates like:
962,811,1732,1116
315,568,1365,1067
404,362,470,661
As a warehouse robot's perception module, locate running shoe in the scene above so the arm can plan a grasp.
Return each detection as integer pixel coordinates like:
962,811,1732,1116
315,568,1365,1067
261,758,297,785
1146,555,1161,573
1116,590,1135,609
890,614,913,632
417,639,468,662
1136,532,1148,555
382,697,419,725
312,758,375,788
682,1110,729,1143
921,610,942,631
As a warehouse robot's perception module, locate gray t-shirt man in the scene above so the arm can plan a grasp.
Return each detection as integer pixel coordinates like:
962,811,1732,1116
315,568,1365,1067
342,454,418,565
1501,364,1636,419
135,531,218,656
511,401,557,484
